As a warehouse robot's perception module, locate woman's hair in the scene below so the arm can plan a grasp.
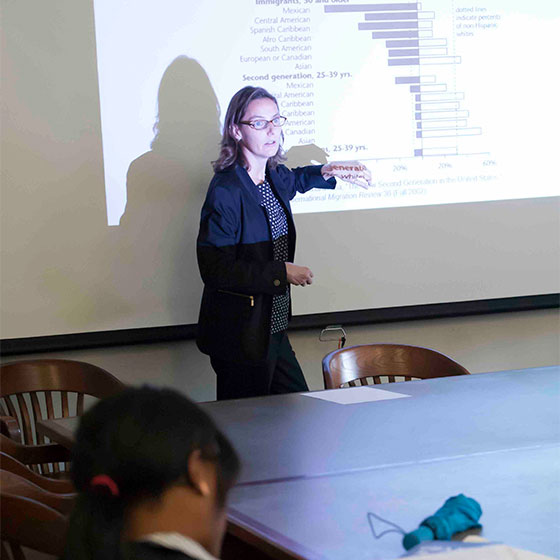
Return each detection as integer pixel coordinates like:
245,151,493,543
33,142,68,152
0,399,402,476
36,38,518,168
62,386,240,560
212,86,286,172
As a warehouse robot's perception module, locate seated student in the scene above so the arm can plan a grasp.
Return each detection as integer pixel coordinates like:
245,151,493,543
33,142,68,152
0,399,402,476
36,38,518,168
62,386,240,560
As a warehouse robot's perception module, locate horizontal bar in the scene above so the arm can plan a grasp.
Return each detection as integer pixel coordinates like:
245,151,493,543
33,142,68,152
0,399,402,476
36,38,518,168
398,75,436,85
418,38,447,46
415,147,459,156
418,11,435,19
419,47,447,56
420,55,461,64
389,57,420,66
395,76,420,84
417,127,482,138
386,39,420,47
389,48,419,56
418,29,433,37
418,20,432,28
372,30,419,38
325,3,420,13
415,101,460,111
418,119,468,129
360,21,418,30
410,84,447,92
417,92,464,101
365,11,418,20
415,110,469,120
390,47,447,58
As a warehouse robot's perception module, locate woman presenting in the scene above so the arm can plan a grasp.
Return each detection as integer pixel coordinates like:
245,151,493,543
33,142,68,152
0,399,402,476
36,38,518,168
197,86,370,400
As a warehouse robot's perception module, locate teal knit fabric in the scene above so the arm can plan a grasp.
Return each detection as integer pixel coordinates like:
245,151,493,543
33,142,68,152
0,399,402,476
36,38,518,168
403,494,482,550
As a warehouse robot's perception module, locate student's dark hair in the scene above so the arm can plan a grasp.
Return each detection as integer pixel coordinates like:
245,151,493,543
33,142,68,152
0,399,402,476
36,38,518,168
212,86,286,172
62,386,240,560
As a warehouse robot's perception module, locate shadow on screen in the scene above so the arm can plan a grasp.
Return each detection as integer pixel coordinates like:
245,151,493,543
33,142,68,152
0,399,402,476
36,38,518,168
284,144,329,168
101,60,328,329
107,56,221,325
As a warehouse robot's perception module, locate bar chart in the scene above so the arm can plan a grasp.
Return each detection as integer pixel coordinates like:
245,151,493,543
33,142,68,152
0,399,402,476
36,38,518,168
93,0,559,220
325,2,481,159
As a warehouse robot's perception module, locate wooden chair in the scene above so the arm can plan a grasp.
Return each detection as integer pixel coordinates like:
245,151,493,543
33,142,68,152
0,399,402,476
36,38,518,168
0,359,125,475
322,344,470,389
0,433,72,472
0,455,76,559
1,469,75,515
0,451,74,494
1,489,69,559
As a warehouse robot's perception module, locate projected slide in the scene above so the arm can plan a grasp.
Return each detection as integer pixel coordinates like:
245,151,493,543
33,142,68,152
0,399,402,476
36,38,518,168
93,1,559,224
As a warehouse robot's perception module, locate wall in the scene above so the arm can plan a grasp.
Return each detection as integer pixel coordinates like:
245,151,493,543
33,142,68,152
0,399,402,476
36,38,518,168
2,2,559,342
2,308,558,402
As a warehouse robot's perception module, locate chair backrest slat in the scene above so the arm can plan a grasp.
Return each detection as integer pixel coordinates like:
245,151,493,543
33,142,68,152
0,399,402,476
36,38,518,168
61,392,70,417
45,391,55,419
46,457,61,475
5,397,19,428
15,394,33,446
29,393,44,444
77,393,85,416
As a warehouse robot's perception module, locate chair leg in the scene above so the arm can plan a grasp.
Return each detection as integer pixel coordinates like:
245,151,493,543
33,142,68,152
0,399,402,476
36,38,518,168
1,542,13,560
6,541,26,560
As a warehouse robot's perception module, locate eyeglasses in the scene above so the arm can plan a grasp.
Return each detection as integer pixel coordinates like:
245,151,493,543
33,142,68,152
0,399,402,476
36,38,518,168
239,116,287,130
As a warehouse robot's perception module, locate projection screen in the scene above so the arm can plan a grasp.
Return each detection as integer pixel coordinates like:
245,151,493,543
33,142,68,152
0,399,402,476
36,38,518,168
1,0,558,341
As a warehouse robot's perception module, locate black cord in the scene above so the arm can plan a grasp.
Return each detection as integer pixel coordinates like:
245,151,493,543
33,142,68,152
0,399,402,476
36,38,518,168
367,511,406,540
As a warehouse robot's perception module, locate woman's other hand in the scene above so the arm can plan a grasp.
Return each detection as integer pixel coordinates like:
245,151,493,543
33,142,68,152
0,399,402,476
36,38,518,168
286,263,314,287
321,161,372,189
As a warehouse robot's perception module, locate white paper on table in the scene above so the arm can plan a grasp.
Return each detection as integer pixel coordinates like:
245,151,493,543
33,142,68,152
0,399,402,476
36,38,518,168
302,386,411,405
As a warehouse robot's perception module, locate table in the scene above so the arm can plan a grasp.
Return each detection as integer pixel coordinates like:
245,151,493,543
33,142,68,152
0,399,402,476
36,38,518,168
228,443,559,559
36,366,560,559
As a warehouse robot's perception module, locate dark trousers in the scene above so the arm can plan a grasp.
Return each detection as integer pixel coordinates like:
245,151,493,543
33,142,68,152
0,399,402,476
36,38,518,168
211,331,309,401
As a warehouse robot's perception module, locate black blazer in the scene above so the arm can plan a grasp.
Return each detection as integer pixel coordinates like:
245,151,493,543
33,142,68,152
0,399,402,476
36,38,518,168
196,163,335,364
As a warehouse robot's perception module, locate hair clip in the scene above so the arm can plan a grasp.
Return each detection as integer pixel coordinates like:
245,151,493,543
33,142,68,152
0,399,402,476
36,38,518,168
90,474,120,497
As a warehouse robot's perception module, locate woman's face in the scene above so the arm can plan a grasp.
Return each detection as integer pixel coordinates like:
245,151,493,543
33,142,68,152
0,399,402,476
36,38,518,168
233,97,282,166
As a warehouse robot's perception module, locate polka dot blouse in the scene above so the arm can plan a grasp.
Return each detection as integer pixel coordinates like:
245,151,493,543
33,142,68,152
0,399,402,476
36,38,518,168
257,179,290,334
